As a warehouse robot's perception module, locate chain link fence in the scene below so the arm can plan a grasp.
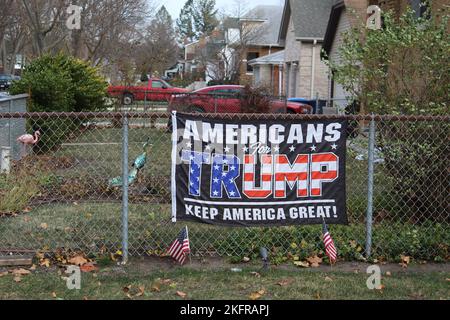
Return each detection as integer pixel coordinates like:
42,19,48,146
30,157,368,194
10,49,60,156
0,111,448,263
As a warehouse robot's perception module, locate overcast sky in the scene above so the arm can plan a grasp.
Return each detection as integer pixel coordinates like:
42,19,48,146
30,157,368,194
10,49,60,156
160,0,285,19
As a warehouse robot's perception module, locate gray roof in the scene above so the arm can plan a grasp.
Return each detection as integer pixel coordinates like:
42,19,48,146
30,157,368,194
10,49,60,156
281,0,333,40
248,50,285,65
242,5,284,46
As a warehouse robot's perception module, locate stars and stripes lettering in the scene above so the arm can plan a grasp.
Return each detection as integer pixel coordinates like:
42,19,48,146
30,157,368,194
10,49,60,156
311,153,338,197
274,154,309,198
243,154,273,199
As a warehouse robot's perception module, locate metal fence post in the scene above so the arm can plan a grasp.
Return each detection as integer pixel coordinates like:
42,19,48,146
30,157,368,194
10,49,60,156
1,147,11,174
315,92,319,115
365,114,376,258
121,113,129,264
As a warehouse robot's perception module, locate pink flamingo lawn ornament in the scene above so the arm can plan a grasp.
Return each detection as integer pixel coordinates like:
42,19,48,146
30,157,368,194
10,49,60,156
17,131,41,158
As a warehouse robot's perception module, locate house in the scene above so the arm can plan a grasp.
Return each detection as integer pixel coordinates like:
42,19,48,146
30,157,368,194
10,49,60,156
248,50,285,96
231,5,285,85
279,0,333,100
322,0,448,111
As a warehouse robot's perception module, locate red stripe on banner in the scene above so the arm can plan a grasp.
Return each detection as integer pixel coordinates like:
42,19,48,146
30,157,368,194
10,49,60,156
275,173,307,181
275,190,285,197
298,189,308,197
312,154,337,162
244,173,254,181
245,190,272,198
262,174,272,182
244,155,254,164
311,171,337,179
311,188,321,196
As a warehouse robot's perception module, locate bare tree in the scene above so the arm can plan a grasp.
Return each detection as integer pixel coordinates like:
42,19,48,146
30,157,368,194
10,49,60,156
194,1,268,83
21,0,70,56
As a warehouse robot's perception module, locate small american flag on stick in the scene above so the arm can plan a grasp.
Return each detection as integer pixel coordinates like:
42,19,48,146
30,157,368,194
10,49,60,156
322,219,337,264
167,226,190,265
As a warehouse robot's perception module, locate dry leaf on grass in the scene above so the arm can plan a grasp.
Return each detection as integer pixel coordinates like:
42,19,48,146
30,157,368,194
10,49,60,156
293,261,309,268
307,256,323,268
176,291,187,298
400,255,410,268
68,255,88,266
136,286,145,297
40,223,48,229
324,276,333,282
249,289,266,300
151,283,161,292
12,268,31,276
242,257,251,263
80,263,98,273
277,279,293,287
40,258,51,268
0,271,8,277
250,271,261,278
161,279,173,284
386,271,392,276
52,292,57,298
13,276,22,283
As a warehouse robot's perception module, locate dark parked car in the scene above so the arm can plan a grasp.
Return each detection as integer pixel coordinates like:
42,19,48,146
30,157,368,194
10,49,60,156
168,85,312,114
0,74,13,91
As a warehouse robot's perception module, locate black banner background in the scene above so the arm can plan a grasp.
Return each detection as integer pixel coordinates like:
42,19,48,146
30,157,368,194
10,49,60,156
171,113,348,227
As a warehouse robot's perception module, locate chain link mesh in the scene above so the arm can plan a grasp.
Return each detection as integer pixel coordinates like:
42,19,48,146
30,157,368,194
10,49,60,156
0,111,448,262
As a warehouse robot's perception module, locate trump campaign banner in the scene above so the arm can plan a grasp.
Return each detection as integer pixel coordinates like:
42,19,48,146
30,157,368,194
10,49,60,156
171,112,348,227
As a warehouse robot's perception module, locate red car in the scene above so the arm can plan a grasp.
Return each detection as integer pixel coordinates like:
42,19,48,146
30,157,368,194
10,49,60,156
108,78,189,105
168,85,312,114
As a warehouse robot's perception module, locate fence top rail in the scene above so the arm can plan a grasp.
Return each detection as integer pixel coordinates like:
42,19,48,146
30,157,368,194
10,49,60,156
0,112,449,122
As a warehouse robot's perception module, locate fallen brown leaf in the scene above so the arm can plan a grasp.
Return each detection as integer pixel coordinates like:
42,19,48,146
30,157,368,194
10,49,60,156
386,271,392,276
242,257,251,263
68,254,88,266
249,289,266,300
0,271,8,277
40,223,48,229
293,261,309,268
80,263,98,273
250,271,261,278
136,286,145,297
176,291,187,298
40,258,51,268
307,255,322,268
324,276,333,282
400,255,410,268
13,276,22,282
151,283,161,292
277,279,293,287
12,268,31,276
52,292,57,298
161,279,173,285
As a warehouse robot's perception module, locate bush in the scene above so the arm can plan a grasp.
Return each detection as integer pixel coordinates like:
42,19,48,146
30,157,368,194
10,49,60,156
10,54,108,152
325,8,449,222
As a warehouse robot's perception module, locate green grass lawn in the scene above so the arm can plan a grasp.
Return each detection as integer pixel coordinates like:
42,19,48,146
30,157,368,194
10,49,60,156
0,262,448,300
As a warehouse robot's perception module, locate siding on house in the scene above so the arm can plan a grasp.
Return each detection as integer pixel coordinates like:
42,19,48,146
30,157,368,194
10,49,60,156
329,7,352,108
281,0,333,100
